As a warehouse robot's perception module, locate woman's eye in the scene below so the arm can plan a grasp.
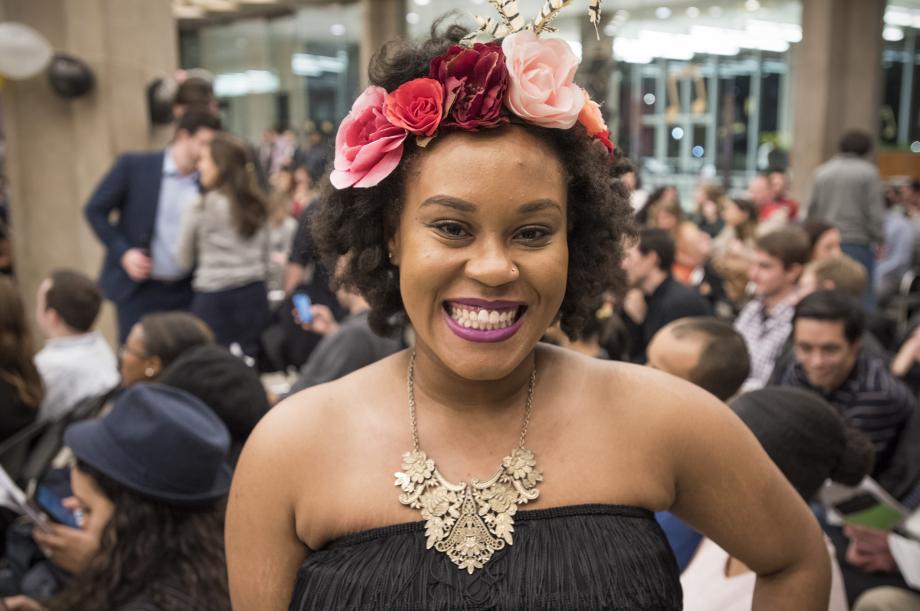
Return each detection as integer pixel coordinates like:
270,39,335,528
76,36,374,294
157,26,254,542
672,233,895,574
432,222,470,239
515,227,551,242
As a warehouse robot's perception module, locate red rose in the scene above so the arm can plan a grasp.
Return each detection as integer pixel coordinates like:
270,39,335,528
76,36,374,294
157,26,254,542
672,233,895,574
384,78,444,137
429,42,509,130
596,130,615,155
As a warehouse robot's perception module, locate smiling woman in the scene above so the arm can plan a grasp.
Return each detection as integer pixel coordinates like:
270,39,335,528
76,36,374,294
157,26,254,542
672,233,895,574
226,14,833,611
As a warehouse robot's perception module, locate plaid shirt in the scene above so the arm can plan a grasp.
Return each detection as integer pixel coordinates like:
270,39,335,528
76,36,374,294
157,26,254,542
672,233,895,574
734,293,798,392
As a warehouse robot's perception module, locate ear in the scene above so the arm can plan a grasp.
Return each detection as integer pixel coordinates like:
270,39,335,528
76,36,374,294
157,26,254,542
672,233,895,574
145,355,163,377
387,230,401,267
787,263,803,283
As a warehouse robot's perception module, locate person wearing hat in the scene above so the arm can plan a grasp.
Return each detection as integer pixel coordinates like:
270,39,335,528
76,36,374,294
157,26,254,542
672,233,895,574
3,384,232,611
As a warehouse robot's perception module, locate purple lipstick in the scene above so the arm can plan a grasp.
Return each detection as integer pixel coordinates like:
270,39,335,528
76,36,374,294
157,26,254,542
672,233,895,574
442,299,527,343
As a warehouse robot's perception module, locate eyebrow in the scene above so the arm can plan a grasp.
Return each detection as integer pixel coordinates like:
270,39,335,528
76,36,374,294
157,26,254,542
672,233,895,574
419,195,562,214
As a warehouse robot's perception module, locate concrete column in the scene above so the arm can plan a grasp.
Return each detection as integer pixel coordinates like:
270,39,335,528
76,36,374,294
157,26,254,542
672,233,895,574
0,0,177,343
360,0,405,89
789,0,885,202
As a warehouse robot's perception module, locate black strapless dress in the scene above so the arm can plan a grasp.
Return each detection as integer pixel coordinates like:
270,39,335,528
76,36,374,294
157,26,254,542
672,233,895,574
289,504,682,610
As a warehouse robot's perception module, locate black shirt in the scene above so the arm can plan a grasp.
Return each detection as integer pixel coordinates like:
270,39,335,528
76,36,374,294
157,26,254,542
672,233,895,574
621,275,713,363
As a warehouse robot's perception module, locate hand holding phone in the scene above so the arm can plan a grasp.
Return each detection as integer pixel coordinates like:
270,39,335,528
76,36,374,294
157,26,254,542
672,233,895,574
292,293,313,324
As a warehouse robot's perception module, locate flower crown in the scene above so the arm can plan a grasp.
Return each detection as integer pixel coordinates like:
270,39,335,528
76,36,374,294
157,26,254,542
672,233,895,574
331,0,611,190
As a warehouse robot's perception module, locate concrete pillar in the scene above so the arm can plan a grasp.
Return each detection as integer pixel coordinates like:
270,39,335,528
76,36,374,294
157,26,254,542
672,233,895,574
360,0,405,89
789,0,885,202
0,0,177,343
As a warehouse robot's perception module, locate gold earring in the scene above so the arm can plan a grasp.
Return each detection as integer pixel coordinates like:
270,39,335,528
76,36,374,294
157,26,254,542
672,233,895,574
145,367,156,378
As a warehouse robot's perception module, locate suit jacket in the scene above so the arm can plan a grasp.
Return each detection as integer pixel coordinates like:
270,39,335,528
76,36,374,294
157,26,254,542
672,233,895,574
84,152,165,304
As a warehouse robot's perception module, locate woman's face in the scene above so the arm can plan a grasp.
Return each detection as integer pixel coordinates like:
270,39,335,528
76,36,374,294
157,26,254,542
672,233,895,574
197,145,220,189
812,228,842,261
390,127,568,380
722,200,747,227
70,466,114,550
119,324,157,387
655,208,679,232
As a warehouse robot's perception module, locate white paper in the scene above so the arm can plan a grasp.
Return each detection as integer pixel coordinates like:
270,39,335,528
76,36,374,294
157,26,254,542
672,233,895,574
889,533,920,590
0,465,50,532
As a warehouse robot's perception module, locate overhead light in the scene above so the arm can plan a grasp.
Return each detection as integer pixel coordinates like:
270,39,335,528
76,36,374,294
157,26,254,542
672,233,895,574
413,0,431,5
655,6,672,19
192,0,238,11
884,26,906,41
292,53,347,77
686,7,700,18
214,71,279,97
330,23,346,36
885,9,913,27
406,12,420,24
745,0,761,11
709,6,723,17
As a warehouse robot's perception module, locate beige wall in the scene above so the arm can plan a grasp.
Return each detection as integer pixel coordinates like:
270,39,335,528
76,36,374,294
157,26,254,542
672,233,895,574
360,0,405,88
1,0,177,345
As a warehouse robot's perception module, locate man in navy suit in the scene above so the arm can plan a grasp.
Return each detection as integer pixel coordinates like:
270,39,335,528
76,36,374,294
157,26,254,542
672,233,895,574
85,110,221,341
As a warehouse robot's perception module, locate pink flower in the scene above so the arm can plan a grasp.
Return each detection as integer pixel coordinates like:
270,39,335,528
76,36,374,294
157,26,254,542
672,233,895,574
331,86,407,189
384,78,444,137
502,30,585,129
577,89,607,137
429,42,509,130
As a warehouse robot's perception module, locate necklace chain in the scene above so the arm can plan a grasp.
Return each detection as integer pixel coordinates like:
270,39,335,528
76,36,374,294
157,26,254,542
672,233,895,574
406,352,537,452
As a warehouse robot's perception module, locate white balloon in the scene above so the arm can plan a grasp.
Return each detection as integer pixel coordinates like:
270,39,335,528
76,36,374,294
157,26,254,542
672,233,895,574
0,22,53,80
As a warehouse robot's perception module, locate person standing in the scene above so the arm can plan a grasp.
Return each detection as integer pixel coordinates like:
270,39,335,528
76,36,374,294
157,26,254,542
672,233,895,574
84,111,221,342
806,130,886,308
175,133,270,360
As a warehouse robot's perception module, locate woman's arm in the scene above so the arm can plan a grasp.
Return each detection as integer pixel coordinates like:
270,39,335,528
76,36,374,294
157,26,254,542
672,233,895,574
665,385,830,610
226,403,312,611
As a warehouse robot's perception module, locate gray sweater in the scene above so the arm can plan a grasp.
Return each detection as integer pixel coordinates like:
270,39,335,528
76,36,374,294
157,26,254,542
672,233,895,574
176,190,269,292
806,154,885,246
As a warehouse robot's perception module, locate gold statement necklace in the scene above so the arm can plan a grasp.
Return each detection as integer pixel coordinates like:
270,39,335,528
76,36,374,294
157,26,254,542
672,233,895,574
394,352,542,573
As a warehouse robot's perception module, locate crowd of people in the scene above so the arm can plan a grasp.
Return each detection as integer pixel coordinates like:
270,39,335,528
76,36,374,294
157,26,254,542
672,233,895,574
0,22,918,611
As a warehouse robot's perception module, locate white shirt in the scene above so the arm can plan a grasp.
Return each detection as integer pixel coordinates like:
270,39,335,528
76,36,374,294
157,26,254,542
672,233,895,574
681,537,849,611
34,332,120,422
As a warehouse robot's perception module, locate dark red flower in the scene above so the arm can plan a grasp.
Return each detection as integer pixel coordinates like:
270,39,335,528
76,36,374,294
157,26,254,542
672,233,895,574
384,78,444,137
429,42,509,130
596,130,615,155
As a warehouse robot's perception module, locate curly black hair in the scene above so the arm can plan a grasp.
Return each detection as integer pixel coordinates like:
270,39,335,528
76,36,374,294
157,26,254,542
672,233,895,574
312,21,635,340
49,461,229,611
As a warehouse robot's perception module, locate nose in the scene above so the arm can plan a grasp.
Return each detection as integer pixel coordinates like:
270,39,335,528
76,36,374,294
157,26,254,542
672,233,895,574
465,238,516,287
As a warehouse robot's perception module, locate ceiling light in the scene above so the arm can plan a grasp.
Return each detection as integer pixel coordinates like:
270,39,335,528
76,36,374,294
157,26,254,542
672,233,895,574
330,23,346,36
413,0,431,5
655,7,672,19
884,26,906,41
406,12,420,24
709,6,723,17
745,0,761,11
686,7,700,18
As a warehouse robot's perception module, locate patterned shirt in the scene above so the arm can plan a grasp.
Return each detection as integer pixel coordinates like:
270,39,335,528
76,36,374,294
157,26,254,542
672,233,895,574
734,293,798,392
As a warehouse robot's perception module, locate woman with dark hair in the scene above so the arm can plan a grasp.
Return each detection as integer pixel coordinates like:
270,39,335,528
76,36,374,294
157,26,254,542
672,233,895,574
712,197,760,304
228,13,831,611
3,384,231,611
119,311,214,387
176,132,271,359
803,220,844,261
0,277,42,441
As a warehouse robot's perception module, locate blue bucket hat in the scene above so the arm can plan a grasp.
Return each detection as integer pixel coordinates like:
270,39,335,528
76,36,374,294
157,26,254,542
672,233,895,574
64,383,233,507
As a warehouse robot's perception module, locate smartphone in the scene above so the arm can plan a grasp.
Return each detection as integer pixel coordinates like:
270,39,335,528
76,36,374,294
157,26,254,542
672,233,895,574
292,293,313,324
33,485,79,529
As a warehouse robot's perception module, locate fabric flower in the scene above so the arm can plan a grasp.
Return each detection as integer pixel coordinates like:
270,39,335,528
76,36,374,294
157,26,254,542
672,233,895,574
384,78,444,138
596,130,615,154
577,89,607,136
330,86,407,189
502,30,585,129
429,42,509,130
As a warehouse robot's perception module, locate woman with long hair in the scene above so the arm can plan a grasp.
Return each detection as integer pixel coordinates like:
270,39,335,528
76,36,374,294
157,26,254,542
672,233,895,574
119,311,215,387
3,384,231,611
176,132,270,359
0,277,42,441
712,197,760,304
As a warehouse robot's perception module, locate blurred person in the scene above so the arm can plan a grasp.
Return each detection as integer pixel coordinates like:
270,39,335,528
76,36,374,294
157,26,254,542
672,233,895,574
290,164,318,220
172,74,219,118
542,309,622,360
803,221,844,262
266,168,298,294
799,256,868,301
694,183,725,238
0,277,42,442
259,127,278,176
614,158,647,212
875,191,914,304
34,270,118,422
621,228,712,362
119,311,214,387
734,227,811,391
176,133,271,360
682,386,872,611
3,384,231,611
806,130,886,308
159,345,270,465
301,131,330,187
854,587,920,611
84,110,221,342
711,197,759,304
767,170,800,221
649,195,683,233
635,185,678,227
271,129,300,177
774,290,915,492
749,174,788,233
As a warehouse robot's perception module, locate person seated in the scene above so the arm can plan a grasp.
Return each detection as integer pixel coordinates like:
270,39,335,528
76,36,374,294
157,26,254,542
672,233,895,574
118,311,214,387
875,191,915,305
159,345,270,464
682,386,873,611
773,290,917,498
646,316,751,570
3,383,232,611
803,221,844,262
34,271,119,422
542,309,623,360
0,277,42,443
749,174,789,234
799,256,868,301
734,227,810,391
620,228,712,363
768,169,800,222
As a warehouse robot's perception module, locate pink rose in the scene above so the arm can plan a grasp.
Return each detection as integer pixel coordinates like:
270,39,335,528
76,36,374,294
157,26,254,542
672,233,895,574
502,30,585,129
577,89,607,136
331,86,407,189
384,78,444,137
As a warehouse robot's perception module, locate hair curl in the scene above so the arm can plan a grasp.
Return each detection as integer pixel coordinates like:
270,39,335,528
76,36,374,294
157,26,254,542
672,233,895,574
312,21,635,340
49,462,229,611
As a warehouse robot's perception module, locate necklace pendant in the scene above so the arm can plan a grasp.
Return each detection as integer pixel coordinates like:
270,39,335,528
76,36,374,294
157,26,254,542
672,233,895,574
436,487,505,573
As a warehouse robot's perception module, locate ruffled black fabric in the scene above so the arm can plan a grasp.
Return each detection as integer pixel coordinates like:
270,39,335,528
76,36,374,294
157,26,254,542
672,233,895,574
289,504,682,611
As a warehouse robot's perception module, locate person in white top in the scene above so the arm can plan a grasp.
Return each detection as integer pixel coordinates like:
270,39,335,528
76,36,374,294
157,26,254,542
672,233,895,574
682,386,875,611
34,270,119,422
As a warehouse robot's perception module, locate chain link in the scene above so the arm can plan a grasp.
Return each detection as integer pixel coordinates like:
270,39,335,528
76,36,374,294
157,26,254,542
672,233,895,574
407,351,537,452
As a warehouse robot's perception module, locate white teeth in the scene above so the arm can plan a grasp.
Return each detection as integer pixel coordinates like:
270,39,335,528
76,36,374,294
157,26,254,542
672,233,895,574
489,311,500,324
477,309,489,323
448,304,521,331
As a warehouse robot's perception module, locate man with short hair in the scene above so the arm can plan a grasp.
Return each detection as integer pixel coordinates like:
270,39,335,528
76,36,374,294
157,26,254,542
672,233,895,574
34,270,119,422
647,317,750,402
620,228,712,362
85,111,221,341
799,255,867,301
735,227,810,391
